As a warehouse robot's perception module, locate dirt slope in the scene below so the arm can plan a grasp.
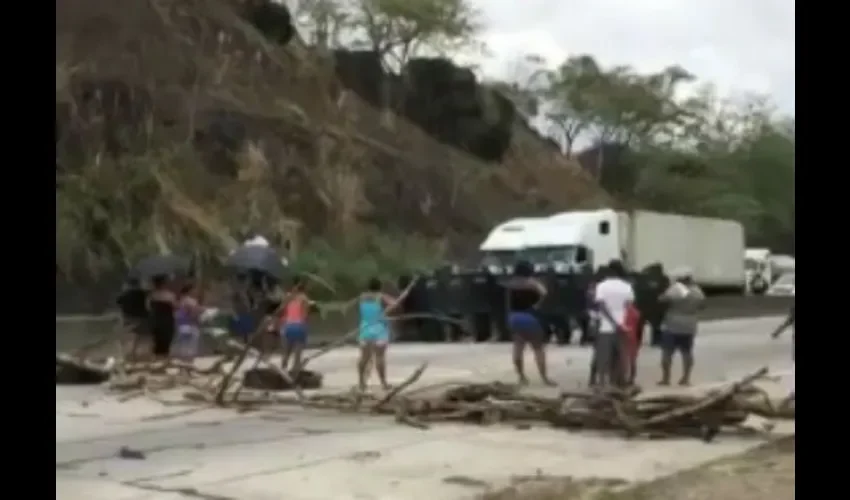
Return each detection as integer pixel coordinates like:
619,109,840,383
56,0,610,271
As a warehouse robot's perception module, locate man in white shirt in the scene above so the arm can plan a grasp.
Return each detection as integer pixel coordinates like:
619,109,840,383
592,260,635,387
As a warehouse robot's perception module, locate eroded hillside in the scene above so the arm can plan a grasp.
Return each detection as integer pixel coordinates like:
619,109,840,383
56,0,609,287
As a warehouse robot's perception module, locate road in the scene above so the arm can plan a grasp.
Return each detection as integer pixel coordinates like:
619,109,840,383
56,316,795,500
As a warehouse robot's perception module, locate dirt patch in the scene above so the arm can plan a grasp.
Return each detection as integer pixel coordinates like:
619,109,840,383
481,436,794,500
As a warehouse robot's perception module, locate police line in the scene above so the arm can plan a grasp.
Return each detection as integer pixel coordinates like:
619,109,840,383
392,268,659,343
391,269,792,343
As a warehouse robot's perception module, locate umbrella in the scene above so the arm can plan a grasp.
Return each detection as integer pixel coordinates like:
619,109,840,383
226,245,287,279
129,254,192,281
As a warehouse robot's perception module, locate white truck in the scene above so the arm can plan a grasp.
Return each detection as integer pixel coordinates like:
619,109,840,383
479,209,746,293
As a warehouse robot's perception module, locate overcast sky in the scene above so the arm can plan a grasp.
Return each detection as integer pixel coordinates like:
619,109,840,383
462,0,795,114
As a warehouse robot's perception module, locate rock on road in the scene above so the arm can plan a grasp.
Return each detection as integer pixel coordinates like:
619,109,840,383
56,316,795,500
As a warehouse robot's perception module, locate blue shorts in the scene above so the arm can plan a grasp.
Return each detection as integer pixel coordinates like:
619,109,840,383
508,312,544,343
359,323,390,344
661,331,694,354
231,314,256,340
281,323,308,344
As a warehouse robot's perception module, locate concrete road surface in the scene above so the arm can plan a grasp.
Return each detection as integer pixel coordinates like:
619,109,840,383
56,316,795,500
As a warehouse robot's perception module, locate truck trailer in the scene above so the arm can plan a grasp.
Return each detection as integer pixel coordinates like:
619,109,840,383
478,209,746,294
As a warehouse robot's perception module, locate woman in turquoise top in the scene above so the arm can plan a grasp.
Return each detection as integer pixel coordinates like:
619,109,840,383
353,276,417,392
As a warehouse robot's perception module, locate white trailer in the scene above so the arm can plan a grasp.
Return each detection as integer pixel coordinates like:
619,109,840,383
479,209,746,292
622,211,745,290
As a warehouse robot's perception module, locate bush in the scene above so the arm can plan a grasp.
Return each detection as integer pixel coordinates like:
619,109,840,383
290,231,447,300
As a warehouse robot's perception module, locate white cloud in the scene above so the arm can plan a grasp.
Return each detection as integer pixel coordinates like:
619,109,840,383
461,0,795,113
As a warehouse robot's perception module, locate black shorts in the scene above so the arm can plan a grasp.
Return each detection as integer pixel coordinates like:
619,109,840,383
661,331,694,354
151,326,175,356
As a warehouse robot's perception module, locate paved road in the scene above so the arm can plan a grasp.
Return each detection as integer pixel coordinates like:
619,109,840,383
56,316,794,500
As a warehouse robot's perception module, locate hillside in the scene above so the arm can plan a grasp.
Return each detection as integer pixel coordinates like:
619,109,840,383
56,0,610,287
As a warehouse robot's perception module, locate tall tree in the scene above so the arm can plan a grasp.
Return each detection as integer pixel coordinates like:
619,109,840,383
291,0,351,51
349,0,482,70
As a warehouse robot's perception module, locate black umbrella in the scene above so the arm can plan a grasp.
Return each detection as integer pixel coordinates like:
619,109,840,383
226,245,287,279
129,254,192,281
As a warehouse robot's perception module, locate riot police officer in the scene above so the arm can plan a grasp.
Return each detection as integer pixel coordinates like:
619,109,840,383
442,265,469,342
537,265,572,344
420,270,445,342
395,273,427,341
634,263,670,346
569,266,595,345
469,267,497,342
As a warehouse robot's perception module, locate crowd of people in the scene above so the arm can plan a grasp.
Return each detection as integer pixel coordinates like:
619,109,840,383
500,259,706,389
117,255,795,394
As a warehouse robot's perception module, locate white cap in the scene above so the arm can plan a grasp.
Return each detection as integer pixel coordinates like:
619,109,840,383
243,235,270,247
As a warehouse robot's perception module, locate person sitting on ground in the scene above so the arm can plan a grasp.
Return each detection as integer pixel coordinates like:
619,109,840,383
278,275,314,374
658,267,705,387
504,260,555,387
173,282,207,364
353,276,418,392
592,260,635,388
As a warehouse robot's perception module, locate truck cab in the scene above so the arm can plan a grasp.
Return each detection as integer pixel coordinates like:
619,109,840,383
478,217,547,273
478,210,624,273
538,209,624,271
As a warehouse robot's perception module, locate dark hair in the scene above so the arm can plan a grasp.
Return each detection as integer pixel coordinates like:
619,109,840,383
179,282,195,296
514,260,534,277
607,259,626,278
367,277,382,292
596,264,610,279
151,274,169,289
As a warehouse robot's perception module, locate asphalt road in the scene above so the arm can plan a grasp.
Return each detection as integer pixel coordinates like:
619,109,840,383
56,315,794,500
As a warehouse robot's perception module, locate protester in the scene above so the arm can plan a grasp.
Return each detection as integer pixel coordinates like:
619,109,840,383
279,275,313,374
592,260,635,387
148,275,178,362
658,267,705,386
354,277,417,392
116,278,149,360
230,274,257,341
172,282,206,363
586,264,607,386
505,260,555,386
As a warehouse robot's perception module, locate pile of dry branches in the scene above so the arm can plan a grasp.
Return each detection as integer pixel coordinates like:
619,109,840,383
57,328,793,442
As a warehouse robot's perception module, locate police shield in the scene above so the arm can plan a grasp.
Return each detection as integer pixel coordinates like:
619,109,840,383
545,271,575,316
423,275,444,315
467,270,495,315
443,271,472,316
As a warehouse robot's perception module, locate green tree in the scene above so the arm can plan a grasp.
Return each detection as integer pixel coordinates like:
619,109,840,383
291,0,351,51
350,0,482,69
632,90,794,250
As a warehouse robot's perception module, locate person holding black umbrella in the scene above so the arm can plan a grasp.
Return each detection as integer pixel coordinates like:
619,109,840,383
148,274,178,361
116,278,150,360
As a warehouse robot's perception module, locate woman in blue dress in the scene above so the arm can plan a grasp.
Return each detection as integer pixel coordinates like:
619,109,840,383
354,276,417,392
